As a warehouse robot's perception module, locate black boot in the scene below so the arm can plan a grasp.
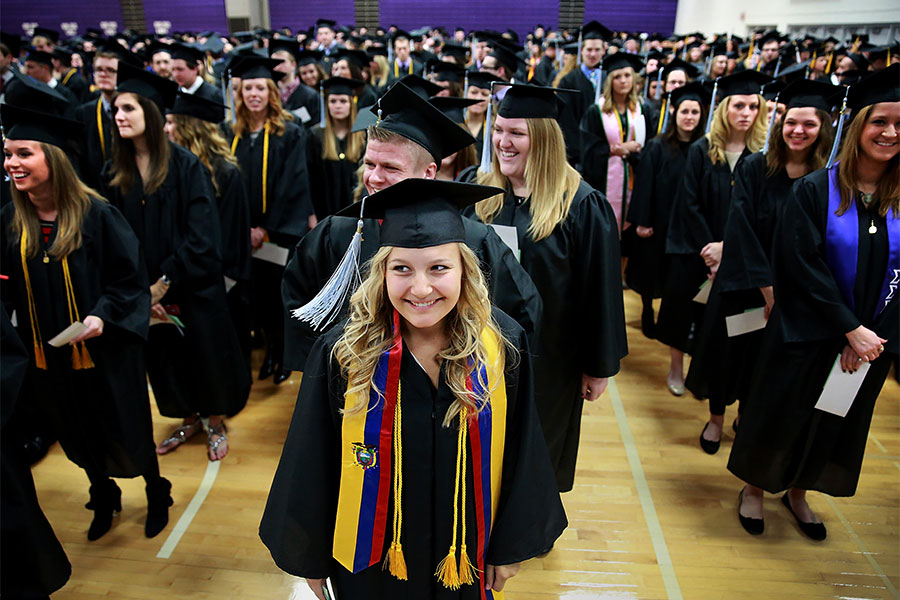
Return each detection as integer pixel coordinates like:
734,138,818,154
85,480,121,541
145,477,173,538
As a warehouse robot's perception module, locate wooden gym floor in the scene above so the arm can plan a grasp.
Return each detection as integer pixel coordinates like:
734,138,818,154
32,290,900,599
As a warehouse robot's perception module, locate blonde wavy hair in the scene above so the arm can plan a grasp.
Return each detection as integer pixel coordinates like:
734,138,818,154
334,243,515,427
169,114,239,195
600,67,643,114
706,94,768,165
233,78,292,137
370,55,390,88
10,143,104,259
836,104,900,218
551,54,575,88
475,118,581,241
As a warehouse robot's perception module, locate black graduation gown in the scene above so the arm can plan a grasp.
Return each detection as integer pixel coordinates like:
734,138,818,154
0,199,156,477
102,143,250,417
556,69,594,166
465,119,486,163
656,138,749,353
306,125,359,219
533,55,557,87
0,304,72,598
463,181,628,492
727,169,898,496
222,120,313,363
61,68,90,103
284,82,321,128
624,137,691,298
281,214,543,372
684,153,792,402
193,80,224,103
259,310,567,597
76,96,115,190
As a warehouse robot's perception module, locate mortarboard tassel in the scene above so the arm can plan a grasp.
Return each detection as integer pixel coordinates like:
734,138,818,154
228,76,236,126
576,31,583,67
704,78,719,134
290,199,367,330
61,257,94,370
318,82,326,128
772,55,782,78
642,71,649,98
654,67,663,100
462,71,469,99
593,68,603,106
658,94,670,135
825,52,834,75
19,229,47,369
478,88,493,174
704,55,711,76
470,36,476,67
826,87,850,169
387,42,393,65
761,92,780,154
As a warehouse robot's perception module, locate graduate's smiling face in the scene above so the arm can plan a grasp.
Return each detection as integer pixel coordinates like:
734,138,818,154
726,95,760,133
163,114,177,143
3,139,51,195
859,102,900,163
492,116,530,182
363,137,436,193
114,93,146,139
241,78,269,114
781,107,822,153
299,63,319,87
385,243,462,332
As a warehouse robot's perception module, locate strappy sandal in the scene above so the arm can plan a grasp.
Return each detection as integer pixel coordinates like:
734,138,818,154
207,421,229,461
156,418,201,455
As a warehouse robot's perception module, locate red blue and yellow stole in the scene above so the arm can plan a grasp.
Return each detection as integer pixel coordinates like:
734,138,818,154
333,310,507,598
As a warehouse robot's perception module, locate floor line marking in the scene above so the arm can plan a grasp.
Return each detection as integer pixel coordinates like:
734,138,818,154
870,434,887,454
824,495,899,599
156,459,221,559
608,378,683,600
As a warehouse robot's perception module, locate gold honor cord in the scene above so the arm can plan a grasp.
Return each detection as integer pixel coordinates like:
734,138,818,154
96,99,106,160
230,123,271,214
61,68,77,85
394,60,414,78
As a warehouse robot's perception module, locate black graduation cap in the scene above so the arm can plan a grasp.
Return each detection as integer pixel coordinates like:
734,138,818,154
778,79,841,112
1,103,83,149
411,49,438,64
116,61,178,112
268,38,302,62
297,49,324,66
426,59,466,83
1,32,23,57
367,46,388,59
3,70,69,113
670,80,711,108
845,52,870,71
847,63,900,113
168,90,226,123
601,52,644,73
716,70,774,98
776,59,811,83
391,29,414,42
563,42,579,56
334,178,503,249
440,42,468,62
199,37,225,55
148,40,174,56
371,81,475,162
334,48,370,69
757,31,781,46
397,74,443,98
24,50,53,67
486,42,524,73
761,80,785,101
661,57,700,80
429,96,480,122
228,55,284,81
316,19,337,32
170,42,204,64
97,38,142,67
497,83,577,120
581,21,613,41
709,43,727,57
322,76,364,96
32,27,60,44
465,71,495,90
51,46,73,61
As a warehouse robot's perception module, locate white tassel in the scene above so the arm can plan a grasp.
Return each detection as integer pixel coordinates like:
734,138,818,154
478,96,493,174
318,82,326,128
593,68,603,106
291,217,365,331
761,93,779,154
705,78,719,134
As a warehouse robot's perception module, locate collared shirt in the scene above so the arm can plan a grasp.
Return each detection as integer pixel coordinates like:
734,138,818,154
280,77,301,106
180,76,203,95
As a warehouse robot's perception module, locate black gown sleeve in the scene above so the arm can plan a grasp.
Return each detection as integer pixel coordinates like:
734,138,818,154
214,162,252,283
266,124,313,242
306,127,329,219
577,106,610,194
666,139,714,255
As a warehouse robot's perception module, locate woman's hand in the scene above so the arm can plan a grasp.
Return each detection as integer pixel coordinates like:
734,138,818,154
304,579,327,600
250,226,267,250
308,213,319,230
840,345,864,373
636,225,654,238
700,241,723,269
760,286,775,320
581,374,608,401
150,277,169,304
150,303,168,321
485,563,520,592
623,140,642,154
845,325,887,362
71,315,104,343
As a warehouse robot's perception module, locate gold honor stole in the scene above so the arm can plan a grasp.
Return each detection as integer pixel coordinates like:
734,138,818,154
333,312,507,598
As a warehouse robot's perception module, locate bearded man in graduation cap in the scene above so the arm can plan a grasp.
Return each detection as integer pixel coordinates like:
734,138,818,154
281,81,543,372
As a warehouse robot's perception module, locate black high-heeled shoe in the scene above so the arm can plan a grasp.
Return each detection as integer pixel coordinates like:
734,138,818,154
86,480,122,541
738,487,764,535
780,494,826,541
699,422,720,455
273,368,292,385
257,353,275,380
145,477,174,538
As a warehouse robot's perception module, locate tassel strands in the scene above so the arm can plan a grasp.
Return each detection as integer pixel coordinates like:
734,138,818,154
384,381,408,579
705,78,719,134
435,407,476,589
61,258,94,369
19,229,47,369
478,85,494,174
826,87,850,169
761,92,780,154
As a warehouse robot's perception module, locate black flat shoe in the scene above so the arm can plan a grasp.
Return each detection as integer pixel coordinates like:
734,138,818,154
257,354,274,380
780,494,826,541
273,368,292,385
738,487,764,535
86,480,122,541
699,422,720,455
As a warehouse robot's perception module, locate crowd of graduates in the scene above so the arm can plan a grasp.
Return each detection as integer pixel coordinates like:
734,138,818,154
0,17,897,599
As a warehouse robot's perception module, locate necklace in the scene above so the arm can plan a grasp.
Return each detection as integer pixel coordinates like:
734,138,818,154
860,192,877,234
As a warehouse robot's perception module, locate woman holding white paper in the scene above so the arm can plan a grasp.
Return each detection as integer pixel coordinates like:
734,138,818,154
1,103,173,541
728,65,899,540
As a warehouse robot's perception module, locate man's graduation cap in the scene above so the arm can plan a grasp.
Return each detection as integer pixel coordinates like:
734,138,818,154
3,69,69,113
268,38,303,62
24,50,53,67
31,27,60,44
170,42,204,64
168,90,226,123
661,57,700,80
426,59,466,83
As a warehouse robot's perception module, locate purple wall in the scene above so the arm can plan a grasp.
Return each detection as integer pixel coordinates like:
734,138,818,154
584,0,676,36
0,0,123,39
379,0,557,42
268,0,356,33
144,0,228,36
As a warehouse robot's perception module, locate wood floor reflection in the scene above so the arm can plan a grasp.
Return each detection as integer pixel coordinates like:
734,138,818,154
32,290,900,599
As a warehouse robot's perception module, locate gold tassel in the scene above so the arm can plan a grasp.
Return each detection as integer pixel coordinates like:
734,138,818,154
33,340,47,369
435,547,460,589
71,345,83,369
436,407,468,589
73,342,94,370
20,229,47,370
384,381,408,580
385,541,408,580
458,547,476,585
